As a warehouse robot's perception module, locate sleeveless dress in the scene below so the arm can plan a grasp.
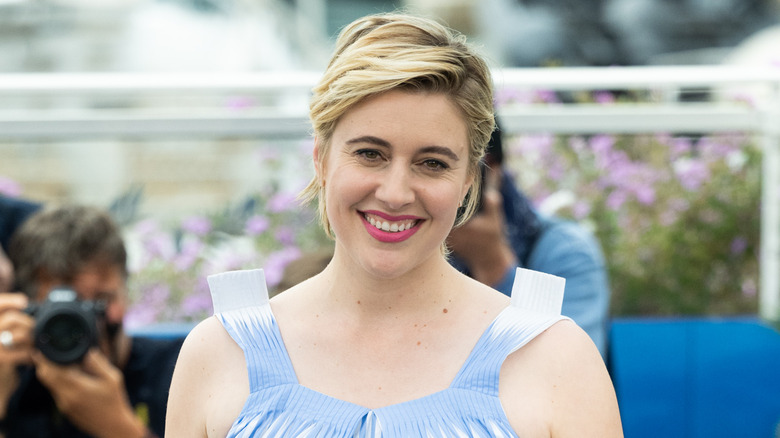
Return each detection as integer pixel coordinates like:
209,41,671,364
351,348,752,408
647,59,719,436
208,268,569,438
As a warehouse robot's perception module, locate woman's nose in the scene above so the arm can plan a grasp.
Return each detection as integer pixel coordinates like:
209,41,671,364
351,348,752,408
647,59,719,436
375,164,415,209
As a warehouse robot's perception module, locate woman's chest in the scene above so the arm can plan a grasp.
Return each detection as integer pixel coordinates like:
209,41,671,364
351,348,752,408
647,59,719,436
283,324,478,408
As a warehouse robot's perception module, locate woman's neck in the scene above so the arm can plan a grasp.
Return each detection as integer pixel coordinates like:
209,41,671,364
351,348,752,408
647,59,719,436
315,251,462,324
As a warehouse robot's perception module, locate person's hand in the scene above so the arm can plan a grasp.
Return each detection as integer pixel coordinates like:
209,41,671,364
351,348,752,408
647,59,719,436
0,246,14,293
33,349,148,438
0,293,33,418
448,169,518,287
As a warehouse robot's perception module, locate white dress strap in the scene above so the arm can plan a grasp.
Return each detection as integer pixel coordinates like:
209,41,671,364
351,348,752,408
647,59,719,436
207,269,269,314
509,267,566,316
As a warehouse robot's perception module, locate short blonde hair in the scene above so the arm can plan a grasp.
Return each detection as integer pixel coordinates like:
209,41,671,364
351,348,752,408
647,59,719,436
301,13,495,237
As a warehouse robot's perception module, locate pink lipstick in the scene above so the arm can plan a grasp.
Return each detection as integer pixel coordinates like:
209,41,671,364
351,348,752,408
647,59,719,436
360,211,422,243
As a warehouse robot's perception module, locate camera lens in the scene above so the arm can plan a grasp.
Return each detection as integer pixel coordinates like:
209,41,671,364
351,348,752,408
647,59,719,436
36,310,93,364
32,287,102,365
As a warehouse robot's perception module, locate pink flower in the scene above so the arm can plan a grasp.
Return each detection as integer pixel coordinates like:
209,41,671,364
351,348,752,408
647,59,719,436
245,215,270,236
0,177,22,197
730,237,748,255
264,246,303,288
593,91,615,104
181,216,211,236
268,192,298,213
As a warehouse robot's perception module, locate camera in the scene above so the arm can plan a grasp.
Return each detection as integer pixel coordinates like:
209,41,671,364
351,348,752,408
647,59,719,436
26,288,106,365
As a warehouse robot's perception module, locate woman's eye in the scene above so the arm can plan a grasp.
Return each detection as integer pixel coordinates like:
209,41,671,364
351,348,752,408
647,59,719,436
422,159,448,171
356,149,381,160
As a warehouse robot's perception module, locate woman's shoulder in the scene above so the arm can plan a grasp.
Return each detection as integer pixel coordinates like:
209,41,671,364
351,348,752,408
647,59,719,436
168,316,249,436
502,318,602,377
500,319,623,436
176,316,243,375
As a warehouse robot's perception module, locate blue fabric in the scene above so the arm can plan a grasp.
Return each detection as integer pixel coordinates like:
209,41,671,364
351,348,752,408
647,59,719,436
216,297,566,437
452,171,611,357
0,196,41,252
525,219,610,357
500,171,610,357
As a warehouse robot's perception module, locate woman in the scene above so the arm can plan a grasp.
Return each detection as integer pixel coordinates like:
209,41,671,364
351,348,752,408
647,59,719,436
166,13,622,437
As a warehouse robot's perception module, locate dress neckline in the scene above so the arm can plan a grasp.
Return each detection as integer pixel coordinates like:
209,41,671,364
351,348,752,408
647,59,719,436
263,302,514,411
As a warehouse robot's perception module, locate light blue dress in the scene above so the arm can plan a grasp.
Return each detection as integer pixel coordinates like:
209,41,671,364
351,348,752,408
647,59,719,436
208,268,568,438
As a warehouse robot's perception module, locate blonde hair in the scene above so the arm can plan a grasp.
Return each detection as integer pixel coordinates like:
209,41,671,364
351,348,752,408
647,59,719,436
301,13,495,238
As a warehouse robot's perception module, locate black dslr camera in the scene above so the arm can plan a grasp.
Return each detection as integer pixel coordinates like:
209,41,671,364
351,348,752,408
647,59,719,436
26,288,106,365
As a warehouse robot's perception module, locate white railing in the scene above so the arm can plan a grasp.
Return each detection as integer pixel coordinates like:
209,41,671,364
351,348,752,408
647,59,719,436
0,66,778,320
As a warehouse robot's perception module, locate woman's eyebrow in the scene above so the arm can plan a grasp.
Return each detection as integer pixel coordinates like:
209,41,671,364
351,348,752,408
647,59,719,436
419,146,460,162
346,135,390,147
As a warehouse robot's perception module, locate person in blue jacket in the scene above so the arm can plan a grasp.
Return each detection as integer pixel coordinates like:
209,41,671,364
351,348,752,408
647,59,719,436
448,122,612,358
0,196,41,293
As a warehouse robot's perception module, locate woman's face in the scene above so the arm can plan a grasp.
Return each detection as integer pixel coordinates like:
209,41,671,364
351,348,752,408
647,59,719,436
316,90,472,279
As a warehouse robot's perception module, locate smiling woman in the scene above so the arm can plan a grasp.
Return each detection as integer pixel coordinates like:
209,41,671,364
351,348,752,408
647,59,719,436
318,90,471,274
165,12,623,438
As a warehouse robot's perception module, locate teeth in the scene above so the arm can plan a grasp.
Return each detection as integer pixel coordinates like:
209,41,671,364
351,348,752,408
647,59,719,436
365,214,416,233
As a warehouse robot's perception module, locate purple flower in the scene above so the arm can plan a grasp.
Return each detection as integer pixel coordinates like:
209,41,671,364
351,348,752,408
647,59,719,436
181,216,211,236
589,134,616,158
634,185,656,206
593,91,615,104
545,159,566,181
245,215,270,236
494,88,535,105
730,237,748,255
268,192,298,213
181,291,213,317
125,283,170,328
697,136,738,162
516,134,555,156
568,136,587,154
0,177,21,197
174,237,205,271
572,200,592,220
606,190,628,211
263,246,303,288
133,219,176,262
225,96,255,110
669,137,693,160
274,226,296,246
674,158,710,192
534,89,560,104
727,91,757,108
124,306,159,329
660,198,689,226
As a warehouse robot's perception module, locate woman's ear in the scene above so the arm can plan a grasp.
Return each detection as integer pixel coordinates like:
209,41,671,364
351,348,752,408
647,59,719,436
313,137,323,181
462,170,475,201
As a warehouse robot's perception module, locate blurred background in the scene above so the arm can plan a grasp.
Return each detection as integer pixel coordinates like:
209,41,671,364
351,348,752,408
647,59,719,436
2,1,780,435
1,0,778,316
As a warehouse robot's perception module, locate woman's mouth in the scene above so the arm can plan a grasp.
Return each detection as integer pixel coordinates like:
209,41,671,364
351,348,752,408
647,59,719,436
360,211,422,243
363,213,419,233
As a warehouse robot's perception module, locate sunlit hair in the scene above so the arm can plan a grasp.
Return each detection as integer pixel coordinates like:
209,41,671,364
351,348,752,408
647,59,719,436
8,204,128,298
300,13,495,238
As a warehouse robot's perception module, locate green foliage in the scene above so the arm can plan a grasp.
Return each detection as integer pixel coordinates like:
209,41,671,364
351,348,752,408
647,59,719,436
505,131,762,316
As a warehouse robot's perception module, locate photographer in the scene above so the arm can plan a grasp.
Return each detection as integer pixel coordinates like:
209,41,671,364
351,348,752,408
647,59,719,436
448,121,612,359
0,204,183,438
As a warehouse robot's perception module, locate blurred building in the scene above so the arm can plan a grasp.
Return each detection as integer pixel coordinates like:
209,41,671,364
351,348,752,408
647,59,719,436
2,0,779,216
0,0,331,72
469,0,780,67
